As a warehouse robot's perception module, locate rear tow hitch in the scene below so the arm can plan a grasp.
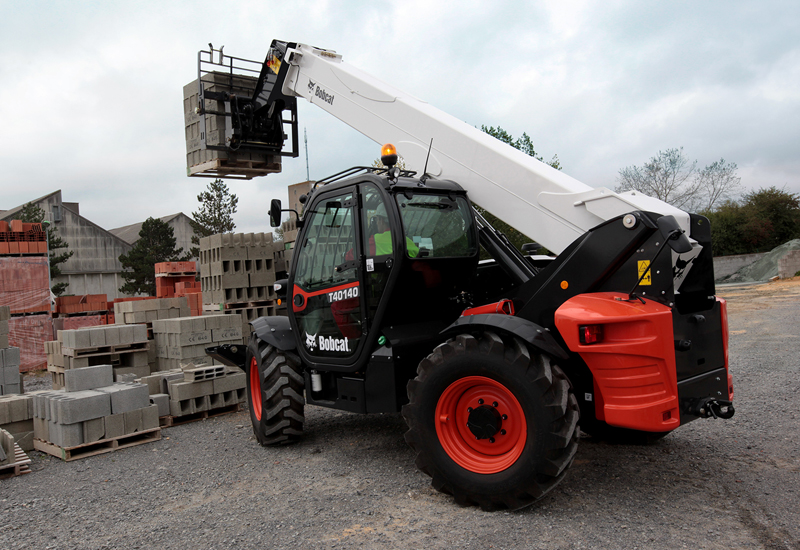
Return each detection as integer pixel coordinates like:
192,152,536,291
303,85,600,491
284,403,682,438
695,398,735,419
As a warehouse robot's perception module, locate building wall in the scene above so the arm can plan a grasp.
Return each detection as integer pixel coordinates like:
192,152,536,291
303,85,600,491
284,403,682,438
167,214,198,260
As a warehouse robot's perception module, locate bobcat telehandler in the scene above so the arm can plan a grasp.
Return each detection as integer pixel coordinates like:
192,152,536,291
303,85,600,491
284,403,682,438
197,41,734,510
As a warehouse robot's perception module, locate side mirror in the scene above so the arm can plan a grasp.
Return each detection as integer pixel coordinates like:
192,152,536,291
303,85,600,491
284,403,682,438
269,199,282,228
657,216,693,254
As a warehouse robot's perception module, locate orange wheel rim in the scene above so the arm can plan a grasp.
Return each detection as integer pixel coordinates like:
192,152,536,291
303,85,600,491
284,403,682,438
250,357,262,421
435,376,527,474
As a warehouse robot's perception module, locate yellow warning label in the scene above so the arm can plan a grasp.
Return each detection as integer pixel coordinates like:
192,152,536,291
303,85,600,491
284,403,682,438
268,55,281,74
638,260,652,285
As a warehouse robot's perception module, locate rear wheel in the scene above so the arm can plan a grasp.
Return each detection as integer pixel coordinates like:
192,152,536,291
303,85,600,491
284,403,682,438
244,337,305,445
402,331,579,511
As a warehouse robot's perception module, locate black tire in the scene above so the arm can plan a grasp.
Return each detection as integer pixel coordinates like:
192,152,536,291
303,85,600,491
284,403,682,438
402,331,579,511
244,337,305,446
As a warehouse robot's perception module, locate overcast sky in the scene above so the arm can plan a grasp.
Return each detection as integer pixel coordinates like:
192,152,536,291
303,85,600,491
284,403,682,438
1,1,798,234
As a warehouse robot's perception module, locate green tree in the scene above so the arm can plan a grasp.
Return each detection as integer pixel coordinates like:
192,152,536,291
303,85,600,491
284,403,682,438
479,126,561,254
119,218,186,296
189,179,238,257
616,148,741,212
481,125,562,170
18,202,74,296
704,187,800,255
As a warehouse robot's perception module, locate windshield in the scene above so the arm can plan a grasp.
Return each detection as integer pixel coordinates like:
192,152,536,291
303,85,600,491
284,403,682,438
395,192,477,258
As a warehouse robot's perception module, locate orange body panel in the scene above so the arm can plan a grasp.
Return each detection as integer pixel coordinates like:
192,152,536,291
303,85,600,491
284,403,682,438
554,292,680,432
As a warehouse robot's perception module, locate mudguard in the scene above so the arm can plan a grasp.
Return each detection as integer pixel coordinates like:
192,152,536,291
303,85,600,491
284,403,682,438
251,315,297,351
441,313,569,361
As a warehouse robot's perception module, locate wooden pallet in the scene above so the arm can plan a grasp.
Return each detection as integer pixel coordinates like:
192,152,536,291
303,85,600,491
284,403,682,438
62,341,149,358
33,428,161,461
0,444,33,479
155,271,197,278
224,299,275,310
188,158,281,180
160,403,242,428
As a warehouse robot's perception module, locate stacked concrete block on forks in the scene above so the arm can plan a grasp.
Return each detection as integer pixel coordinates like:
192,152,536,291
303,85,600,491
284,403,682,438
138,363,246,419
31,363,158,450
0,394,35,451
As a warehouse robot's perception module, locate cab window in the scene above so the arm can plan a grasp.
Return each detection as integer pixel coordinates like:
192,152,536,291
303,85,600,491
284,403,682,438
395,192,477,258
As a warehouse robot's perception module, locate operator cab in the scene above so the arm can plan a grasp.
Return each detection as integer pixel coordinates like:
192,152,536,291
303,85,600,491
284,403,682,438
274,157,479,374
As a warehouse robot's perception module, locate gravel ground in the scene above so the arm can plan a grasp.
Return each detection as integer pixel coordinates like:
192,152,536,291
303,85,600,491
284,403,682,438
2,280,799,550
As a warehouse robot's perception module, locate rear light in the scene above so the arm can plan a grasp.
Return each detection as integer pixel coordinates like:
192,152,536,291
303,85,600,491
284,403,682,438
579,324,604,345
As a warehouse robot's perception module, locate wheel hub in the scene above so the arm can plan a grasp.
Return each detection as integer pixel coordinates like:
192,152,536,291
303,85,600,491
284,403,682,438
466,405,502,440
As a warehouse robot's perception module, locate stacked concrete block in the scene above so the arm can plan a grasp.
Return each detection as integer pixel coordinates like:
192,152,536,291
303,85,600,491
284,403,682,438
47,325,150,389
32,364,157,450
0,305,9,349
151,314,243,370
0,346,22,396
113,297,189,325
0,394,34,451
139,364,246,419
0,427,14,466
113,298,189,372
184,73,282,178
199,233,278,307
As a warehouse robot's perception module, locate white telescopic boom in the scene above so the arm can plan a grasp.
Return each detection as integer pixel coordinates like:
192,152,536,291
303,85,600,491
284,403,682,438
280,44,689,254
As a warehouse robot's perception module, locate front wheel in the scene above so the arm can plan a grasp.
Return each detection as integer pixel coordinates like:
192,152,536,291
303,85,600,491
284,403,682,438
402,331,579,511
244,338,305,445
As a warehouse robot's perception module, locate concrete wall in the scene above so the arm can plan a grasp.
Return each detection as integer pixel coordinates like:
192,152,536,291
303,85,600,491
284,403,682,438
713,253,766,279
778,250,800,278
58,206,131,274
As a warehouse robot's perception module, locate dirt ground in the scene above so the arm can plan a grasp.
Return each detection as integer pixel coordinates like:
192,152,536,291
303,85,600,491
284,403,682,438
2,279,799,549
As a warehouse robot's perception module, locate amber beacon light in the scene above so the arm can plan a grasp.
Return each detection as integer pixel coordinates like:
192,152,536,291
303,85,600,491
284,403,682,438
381,143,398,167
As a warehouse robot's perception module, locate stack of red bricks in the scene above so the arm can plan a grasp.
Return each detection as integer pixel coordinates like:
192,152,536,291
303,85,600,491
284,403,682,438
52,295,110,331
155,262,201,316
0,220,47,255
0,256,50,315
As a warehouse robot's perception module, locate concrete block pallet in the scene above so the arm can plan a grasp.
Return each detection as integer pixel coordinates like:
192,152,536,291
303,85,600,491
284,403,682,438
46,325,151,389
151,314,244,370
199,232,278,305
0,442,32,479
0,394,35,451
31,363,161,461
113,297,190,326
33,429,161,462
139,365,246,427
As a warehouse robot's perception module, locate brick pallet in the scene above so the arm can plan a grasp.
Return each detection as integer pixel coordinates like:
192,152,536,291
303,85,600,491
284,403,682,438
0,220,47,255
0,256,50,315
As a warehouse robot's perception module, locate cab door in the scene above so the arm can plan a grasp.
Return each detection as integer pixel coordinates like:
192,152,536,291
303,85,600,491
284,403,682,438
289,188,365,363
